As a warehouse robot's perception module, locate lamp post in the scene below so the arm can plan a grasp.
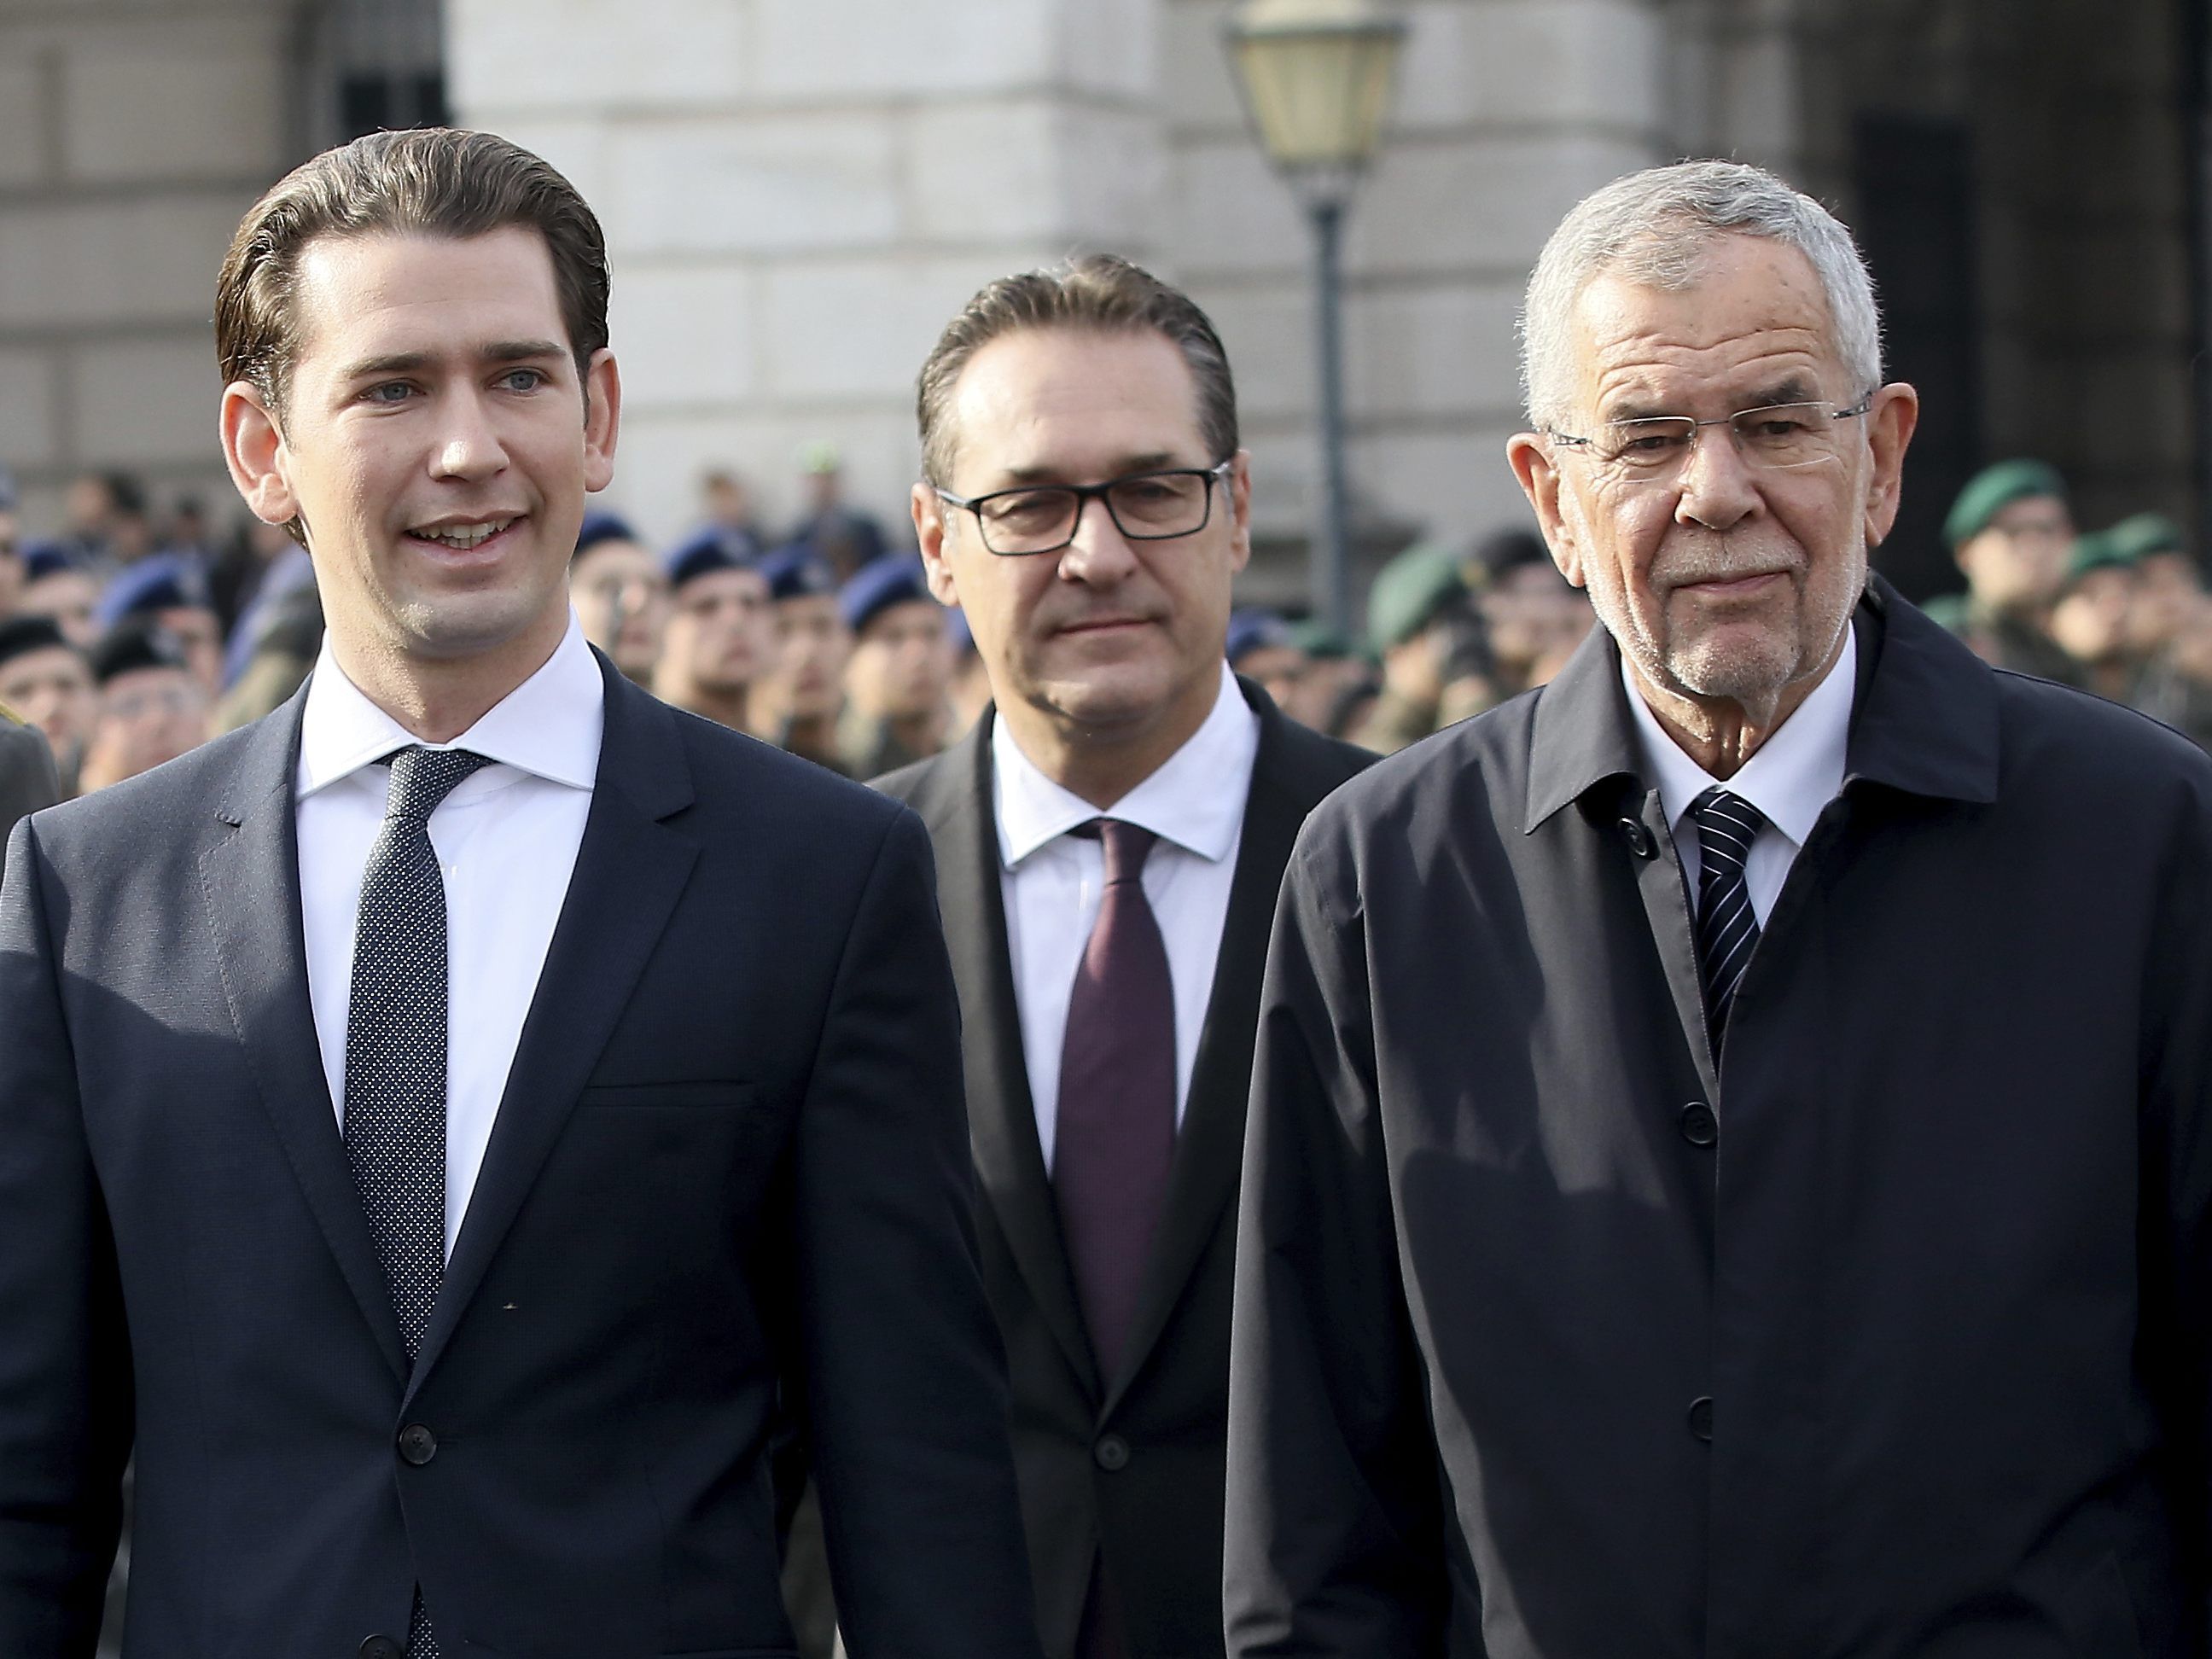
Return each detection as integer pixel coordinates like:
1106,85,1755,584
1224,0,1406,637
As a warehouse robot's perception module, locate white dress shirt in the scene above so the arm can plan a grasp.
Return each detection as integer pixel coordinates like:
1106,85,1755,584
296,615,603,1255
994,663,1261,1171
1624,625,1856,925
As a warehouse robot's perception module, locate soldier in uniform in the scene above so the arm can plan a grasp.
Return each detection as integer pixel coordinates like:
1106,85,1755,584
1348,543,1472,754
1926,458,2079,683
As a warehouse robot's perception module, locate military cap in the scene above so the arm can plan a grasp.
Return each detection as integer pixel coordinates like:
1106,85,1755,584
94,551,212,631
20,540,75,582
2104,511,2186,564
839,552,934,636
760,544,839,603
573,509,642,560
1943,459,2068,549
1288,618,1357,661
0,614,73,672
1470,527,1551,585
664,524,761,591
1366,542,1469,655
2064,527,2142,585
1225,608,1295,667
88,617,191,686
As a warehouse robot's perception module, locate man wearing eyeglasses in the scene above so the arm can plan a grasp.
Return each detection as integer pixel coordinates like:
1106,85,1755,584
864,256,1369,1659
1229,159,2212,1656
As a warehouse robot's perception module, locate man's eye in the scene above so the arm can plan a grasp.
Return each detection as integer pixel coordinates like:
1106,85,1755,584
1614,429,1685,457
499,368,548,393
364,381,414,405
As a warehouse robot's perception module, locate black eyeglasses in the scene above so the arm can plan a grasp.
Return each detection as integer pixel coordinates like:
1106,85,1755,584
936,461,1233,556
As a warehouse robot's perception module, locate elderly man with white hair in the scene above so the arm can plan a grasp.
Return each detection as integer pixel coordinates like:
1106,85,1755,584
1225,160,2212,1657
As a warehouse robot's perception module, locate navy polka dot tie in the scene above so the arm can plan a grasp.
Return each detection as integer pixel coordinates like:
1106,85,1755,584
1690,784,1766,1056
342,744,489,1659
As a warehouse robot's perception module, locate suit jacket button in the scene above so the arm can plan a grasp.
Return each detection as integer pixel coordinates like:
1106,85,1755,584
398,1423,439,1466
1094,1434,1130,1472
1688,1396,1714,1442
361,1639,408,1659
1679,1102,1718,1147
1618,816,1656,859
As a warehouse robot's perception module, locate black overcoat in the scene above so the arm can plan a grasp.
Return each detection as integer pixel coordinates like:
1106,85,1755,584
1228,579,2212,1657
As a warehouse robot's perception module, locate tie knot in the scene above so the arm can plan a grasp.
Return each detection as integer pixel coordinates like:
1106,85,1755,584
383,745,492,826
1086,818,1157,885
1689,785,1765,870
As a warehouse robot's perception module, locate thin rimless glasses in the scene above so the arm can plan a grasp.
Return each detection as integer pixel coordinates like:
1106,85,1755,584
1547,396,1873,483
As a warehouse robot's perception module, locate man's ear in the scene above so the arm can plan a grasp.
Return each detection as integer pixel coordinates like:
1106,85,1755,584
220,381,299,529
913,483,960,607
582,348,621,493
1860,381,1919,549
1506,431,1586,589
1225,449,1253,577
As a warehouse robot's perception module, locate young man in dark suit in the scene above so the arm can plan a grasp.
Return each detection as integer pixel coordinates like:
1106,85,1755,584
874,257,1370,1659
0,127,1039,1659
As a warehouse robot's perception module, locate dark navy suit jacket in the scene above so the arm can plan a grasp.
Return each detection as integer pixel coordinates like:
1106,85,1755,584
0,656,1042,1659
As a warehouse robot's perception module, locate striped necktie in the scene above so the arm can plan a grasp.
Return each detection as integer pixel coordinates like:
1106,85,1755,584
1689,784,1766,1053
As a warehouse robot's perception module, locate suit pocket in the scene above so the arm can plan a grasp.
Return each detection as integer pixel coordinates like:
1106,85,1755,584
579,1080,758,1110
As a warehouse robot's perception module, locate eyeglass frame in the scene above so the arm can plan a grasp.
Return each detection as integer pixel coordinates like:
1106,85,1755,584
1545,393,1877,475
934,459,1237,557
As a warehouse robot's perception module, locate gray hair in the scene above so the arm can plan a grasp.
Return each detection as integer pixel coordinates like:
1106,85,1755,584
1518,160,1883,430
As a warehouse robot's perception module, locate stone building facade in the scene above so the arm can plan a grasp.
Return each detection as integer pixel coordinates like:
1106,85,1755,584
2,0,2203,615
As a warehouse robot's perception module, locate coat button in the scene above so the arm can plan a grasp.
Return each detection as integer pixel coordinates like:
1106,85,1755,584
1688,1396,1714,1442
1679,1102,1718,1147
398,1423,439,1466
1094,1434,1130,1472
1617,816,1656,859
361,1639,408,1659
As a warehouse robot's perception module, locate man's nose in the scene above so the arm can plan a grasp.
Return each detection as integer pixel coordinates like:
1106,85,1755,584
429,389,509,480
1674,421,1761,532
1058,494,1138,582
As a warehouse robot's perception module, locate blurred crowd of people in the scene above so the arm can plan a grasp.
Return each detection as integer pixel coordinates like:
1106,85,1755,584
1923,458,2212,749
9,445,2212,807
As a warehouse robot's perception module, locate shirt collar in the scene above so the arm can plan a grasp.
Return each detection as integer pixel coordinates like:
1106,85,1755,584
1622,624,1856,851
296,612,604,799
992,661,1259,870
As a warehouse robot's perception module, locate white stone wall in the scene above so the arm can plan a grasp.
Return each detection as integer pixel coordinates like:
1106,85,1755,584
449,0,1171,549
0,0,295,534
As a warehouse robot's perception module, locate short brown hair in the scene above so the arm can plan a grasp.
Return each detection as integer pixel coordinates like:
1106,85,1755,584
215,127,610,417
915,254,1237,487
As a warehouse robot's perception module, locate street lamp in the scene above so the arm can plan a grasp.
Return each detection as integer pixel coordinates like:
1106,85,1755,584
1224,0,1406,637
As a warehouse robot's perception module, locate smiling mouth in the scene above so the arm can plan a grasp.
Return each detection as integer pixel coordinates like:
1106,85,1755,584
408,517,518,551
1677,569,1785,594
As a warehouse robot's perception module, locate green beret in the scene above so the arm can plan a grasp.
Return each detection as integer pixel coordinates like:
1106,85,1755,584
2104,511,2186,564
1918,592,1971,633
1366,543,1469,654
1944,459,2067,549
2065,527,2139,585
1287,617,1355,660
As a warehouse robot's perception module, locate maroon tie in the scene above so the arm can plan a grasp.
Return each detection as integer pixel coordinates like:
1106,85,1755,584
1054,818,1177,1384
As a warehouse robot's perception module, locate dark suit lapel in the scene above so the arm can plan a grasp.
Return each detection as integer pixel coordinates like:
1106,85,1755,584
408,661,700,1397
197,686,410,1381
924,714,1102,1400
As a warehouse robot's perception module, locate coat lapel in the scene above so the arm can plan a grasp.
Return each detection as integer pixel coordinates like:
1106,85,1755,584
1103,691,1313,1410
196,687,409,1381
407,660,701,1396
922,715,1103,1400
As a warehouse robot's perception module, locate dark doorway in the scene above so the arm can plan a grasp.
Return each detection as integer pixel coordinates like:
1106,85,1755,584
1853,112,1981,602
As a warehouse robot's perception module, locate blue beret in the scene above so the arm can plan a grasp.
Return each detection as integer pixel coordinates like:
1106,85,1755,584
839,553,934,635
1225,608,1294,666
573,509,641,558
664,524,762,591
760,544,839,603
96,551,211,630
20,539,75,582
